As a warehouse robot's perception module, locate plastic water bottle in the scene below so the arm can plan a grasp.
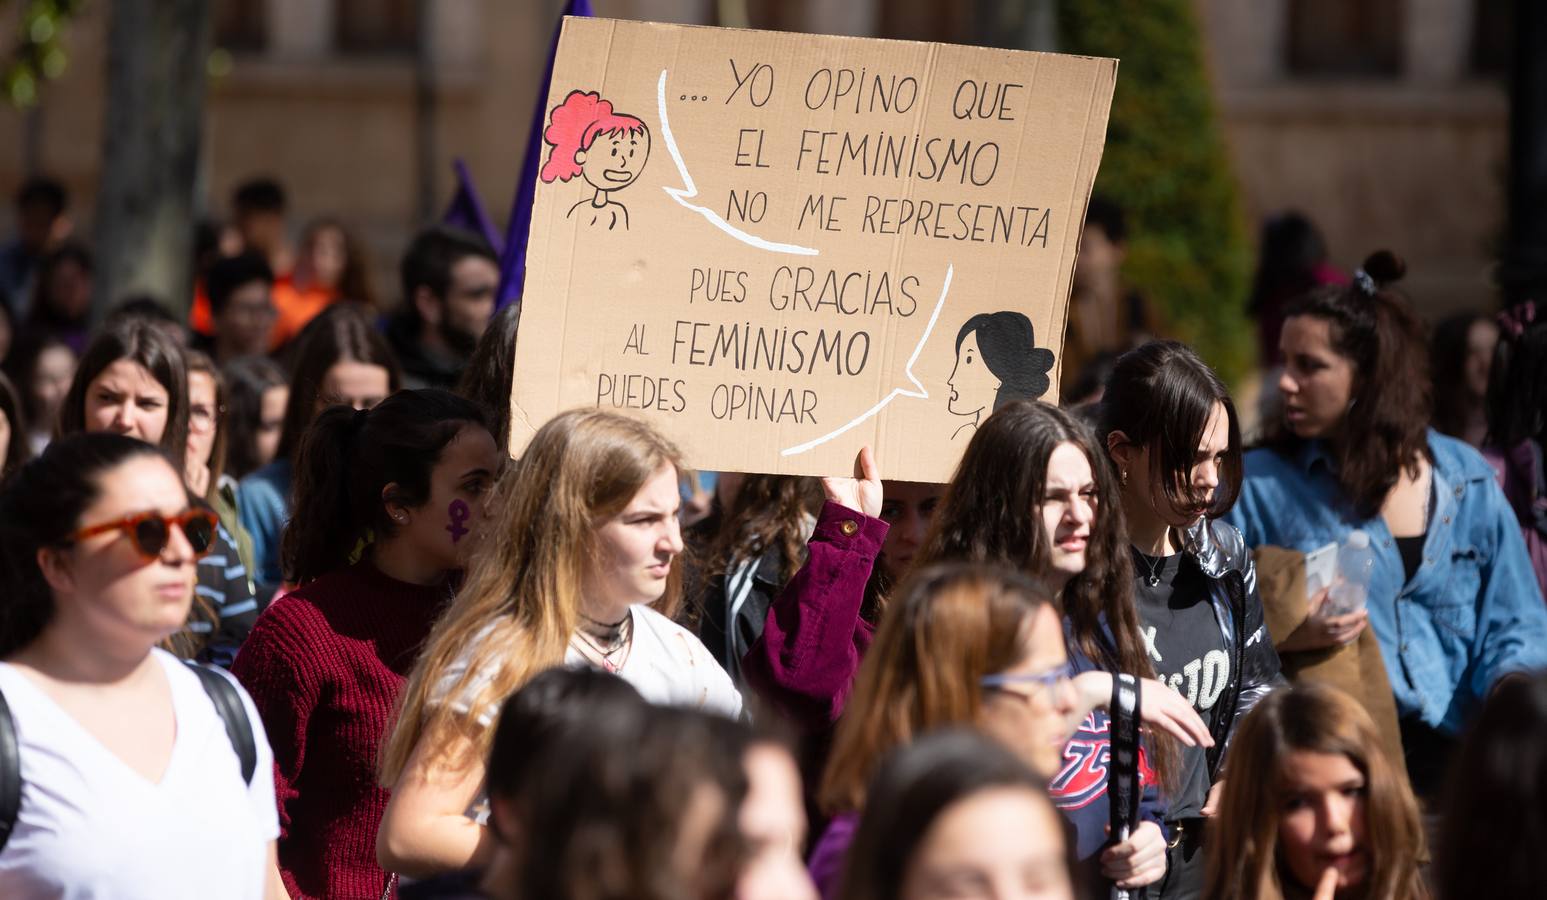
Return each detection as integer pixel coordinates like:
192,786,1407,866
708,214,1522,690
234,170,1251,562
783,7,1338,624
1325,530,1375,617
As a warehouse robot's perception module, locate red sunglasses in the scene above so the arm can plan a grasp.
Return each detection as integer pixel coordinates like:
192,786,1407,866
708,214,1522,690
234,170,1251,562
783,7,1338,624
69,509,220,560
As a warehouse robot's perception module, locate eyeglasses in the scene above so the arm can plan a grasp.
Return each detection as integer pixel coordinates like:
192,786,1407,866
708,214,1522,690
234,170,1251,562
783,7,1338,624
69,509,220,560
189,403,225,432
981,663,1075,701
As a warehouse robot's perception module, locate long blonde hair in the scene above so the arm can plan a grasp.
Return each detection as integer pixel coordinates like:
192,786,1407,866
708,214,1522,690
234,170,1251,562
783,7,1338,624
1203,683,1427,900
379,408,683,783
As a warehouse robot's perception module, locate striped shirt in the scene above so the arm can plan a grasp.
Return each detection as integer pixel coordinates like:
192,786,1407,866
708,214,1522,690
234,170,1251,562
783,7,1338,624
180,518,261,667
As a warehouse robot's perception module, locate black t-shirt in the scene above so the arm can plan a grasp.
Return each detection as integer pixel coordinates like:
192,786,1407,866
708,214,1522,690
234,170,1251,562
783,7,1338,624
397,868,488,900
1132,547,1229,821
1396,534,1425,583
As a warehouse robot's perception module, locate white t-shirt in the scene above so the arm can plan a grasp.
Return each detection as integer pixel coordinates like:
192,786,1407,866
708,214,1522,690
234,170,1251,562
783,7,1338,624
0,649,280,900
435,604,745,726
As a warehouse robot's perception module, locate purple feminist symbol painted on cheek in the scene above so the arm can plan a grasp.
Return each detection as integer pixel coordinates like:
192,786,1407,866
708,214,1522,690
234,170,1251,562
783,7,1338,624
446,499,471,544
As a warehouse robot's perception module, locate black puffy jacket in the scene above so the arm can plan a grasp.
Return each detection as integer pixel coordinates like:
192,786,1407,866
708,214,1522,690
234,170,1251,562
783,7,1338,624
1180,516,1285,776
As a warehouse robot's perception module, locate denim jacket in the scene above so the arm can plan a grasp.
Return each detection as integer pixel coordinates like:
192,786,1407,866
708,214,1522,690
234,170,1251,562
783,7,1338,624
237,458,293,601
1225,431,1547,734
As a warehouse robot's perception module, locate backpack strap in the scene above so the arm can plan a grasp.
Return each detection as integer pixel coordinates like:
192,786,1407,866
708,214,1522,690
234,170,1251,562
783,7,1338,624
0,665,254,857
0,688,19,855
184,662,257,785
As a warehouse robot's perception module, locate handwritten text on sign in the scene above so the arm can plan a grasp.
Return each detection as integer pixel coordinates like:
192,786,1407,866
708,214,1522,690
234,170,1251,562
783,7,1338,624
510,18,1116,481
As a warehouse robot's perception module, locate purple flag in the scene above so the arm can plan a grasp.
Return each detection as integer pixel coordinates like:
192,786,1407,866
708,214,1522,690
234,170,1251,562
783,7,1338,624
442,157,502,254
496,0,594,309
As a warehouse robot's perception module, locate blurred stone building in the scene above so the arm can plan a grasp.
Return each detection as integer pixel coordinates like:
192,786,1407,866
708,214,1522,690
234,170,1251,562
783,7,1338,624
1205,0,1509,315
0,0,1511,316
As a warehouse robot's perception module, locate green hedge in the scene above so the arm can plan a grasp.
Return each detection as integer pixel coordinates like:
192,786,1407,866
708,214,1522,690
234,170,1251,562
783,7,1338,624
1058,0,1255,383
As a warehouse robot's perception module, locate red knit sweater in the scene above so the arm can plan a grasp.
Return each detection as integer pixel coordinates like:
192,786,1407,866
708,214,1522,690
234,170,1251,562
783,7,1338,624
231,561,451,900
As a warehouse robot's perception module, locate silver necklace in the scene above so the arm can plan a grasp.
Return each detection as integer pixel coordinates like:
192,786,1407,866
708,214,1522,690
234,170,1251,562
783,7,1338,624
1135,548,1164,587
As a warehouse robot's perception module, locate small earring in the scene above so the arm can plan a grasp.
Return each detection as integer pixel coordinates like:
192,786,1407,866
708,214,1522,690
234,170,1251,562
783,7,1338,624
1120,469,1128,486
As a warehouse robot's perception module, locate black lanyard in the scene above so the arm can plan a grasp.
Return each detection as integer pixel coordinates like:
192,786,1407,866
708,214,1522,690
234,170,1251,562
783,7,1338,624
1109,672,1142,900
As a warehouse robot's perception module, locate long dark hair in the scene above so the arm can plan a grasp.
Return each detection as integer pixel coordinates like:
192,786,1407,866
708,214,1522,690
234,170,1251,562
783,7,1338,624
1099,340,1244,518
277,303,401,461
914,401,1174,784
954,311,1055,409
281,388,487,585
839,729,1074,900
1247,211,1331,367
512,704,749,900
1434,671,1547,900
1268,250,1431,518
916,402,1143,674
1486,303,1546,448
0,371,30,480
1247,212,1328,319
221,355,288,480
1,331,72,429
0,433,169,657
485,666,646,815
455,302,521,457
59,320,190,466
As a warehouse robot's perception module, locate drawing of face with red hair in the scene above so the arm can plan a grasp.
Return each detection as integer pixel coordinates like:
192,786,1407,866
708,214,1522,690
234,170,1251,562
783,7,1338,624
540,90,651,231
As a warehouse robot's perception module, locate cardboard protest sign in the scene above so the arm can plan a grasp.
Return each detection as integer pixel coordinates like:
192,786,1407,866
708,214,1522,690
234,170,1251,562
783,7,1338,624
510,17,1117,481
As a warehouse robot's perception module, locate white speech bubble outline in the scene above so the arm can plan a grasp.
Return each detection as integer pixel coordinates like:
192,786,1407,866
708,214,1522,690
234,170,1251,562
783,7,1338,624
652,70,949,459
780,264,953,457
656,70,820,256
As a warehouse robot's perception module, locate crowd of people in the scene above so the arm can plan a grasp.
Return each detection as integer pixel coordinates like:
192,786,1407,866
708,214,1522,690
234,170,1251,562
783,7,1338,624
0,170,1543,900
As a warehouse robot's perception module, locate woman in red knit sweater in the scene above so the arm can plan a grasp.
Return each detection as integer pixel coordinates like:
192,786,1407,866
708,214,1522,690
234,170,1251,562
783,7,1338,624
231,389,501,899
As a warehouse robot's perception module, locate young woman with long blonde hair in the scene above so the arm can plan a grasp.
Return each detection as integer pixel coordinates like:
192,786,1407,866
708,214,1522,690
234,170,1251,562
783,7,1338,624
375,408,741,878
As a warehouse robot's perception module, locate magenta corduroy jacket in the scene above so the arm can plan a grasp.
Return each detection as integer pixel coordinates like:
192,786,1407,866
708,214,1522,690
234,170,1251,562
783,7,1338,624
741,501,886,731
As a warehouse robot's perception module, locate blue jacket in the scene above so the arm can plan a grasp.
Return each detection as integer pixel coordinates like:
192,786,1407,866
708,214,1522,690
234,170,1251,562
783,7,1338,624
236,458,293,600
1226,431,1547,733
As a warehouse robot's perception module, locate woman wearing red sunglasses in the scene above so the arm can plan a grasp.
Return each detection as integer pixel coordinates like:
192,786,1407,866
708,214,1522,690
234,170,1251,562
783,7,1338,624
0,432,284,899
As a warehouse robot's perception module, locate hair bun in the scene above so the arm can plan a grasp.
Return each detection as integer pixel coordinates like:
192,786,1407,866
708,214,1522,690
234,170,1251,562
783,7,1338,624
1361,250,1406,287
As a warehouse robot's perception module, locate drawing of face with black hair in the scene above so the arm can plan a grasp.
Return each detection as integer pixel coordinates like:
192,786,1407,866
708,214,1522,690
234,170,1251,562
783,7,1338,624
947,311,1056,439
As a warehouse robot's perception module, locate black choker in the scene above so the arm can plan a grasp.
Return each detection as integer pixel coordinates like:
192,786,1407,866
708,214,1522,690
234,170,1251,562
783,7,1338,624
580,611,629,630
